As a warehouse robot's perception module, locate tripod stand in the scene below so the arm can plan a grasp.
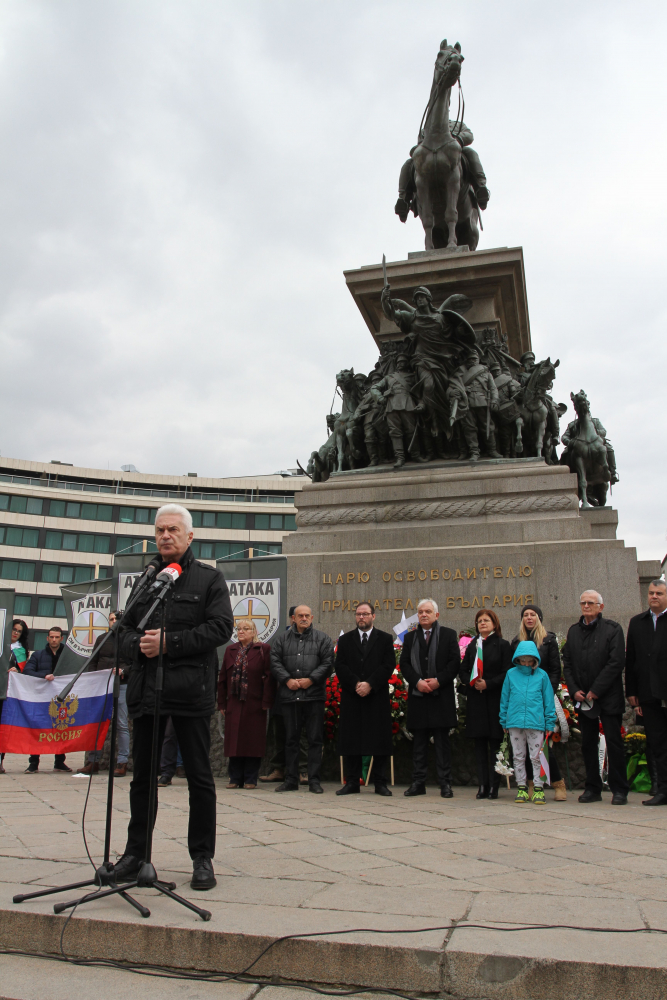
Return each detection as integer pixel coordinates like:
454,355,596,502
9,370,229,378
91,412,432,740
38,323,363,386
13,568,211,921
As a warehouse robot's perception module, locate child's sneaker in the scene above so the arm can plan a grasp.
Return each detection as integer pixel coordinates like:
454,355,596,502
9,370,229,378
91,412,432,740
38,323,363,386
531,788,546,804
514,786,529,803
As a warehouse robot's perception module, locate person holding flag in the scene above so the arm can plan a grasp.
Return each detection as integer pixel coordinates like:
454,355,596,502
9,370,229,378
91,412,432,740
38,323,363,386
460,609,512,799
499,641,557,805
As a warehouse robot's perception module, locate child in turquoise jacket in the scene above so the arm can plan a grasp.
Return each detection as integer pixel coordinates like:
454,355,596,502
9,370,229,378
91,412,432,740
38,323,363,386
499,640,557,804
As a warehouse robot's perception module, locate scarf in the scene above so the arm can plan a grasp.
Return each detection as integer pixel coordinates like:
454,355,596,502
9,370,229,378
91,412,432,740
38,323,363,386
231,642,251,701
410,623,439,697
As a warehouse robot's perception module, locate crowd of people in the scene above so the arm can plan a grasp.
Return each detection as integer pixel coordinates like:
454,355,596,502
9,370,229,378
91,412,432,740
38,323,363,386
1,499,665,893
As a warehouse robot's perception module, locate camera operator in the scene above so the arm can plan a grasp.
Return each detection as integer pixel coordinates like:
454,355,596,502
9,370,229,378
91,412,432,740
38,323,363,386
112,503,233,890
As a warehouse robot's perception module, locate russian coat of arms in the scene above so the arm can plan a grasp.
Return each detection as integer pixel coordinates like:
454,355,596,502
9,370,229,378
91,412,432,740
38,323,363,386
48,694,78,731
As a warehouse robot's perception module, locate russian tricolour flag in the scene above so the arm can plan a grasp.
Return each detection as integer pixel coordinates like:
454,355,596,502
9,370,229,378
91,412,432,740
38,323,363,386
0,670,113,755
393,611,419,645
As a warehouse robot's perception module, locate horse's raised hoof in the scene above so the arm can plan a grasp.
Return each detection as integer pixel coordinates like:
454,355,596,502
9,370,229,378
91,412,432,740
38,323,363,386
515,442,523,454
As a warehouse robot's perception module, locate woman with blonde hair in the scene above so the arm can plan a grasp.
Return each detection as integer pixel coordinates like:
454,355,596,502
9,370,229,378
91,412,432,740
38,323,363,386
218,619,275,789
510,604,567,800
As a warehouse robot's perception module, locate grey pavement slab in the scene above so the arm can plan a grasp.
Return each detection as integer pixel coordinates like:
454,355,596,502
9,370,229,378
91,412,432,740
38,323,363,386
1,762,667,996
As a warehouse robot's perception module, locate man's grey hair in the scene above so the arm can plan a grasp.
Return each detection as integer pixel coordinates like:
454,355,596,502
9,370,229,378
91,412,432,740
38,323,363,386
649,578,667,589
418,598,439,613
155,503,193,532
580,589,603,604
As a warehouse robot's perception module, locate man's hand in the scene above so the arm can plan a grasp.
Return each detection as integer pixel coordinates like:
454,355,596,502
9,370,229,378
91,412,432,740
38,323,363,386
356,681,371,697
286,679,301,691
628,696,639,707
219,708,225,716
8,666,17,673
139,630,167,658
299,677,313,689
423,677,440,691
416,679,431,693
585,690,598,701
45,674,54,681
474,678,487,691
574,690,587,702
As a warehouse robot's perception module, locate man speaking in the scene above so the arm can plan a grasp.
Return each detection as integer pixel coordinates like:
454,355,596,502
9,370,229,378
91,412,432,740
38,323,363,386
113,503,233,890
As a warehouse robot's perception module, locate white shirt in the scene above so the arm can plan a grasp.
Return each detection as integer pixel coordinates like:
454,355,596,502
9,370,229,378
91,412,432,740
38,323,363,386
651,608,667,630
358,627,374,642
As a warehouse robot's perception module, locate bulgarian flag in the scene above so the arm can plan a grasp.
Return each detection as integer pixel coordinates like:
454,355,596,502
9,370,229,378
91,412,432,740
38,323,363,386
0,670,113,755
539,737,551,786
469,638,483,686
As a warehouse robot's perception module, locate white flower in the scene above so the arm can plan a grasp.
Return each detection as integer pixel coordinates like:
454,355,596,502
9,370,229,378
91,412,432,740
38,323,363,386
388,685,395,693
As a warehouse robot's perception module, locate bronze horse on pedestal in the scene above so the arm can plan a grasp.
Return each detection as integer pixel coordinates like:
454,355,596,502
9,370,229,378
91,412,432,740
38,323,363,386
560,391,611,508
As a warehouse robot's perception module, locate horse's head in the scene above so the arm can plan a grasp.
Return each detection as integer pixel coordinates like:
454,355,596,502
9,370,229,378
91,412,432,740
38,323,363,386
434,39,464,89
336,368,355,392
571,390,590,417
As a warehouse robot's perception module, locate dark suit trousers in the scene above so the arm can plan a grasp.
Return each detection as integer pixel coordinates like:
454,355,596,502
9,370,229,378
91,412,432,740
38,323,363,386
125,714,216,860
580,711,629,795
282,701,324,784
640,702,667,795
411,728,452,786
344,754,389,787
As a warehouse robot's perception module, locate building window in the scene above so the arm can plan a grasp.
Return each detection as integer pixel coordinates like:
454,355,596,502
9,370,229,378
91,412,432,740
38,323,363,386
42,563,102,585
190,511,247,529
0,560,35,581
0,526,40,548
50,500,113,521
118,507,156,524
37,597,67,618
44,531,111,553
0,495,44,515
254,513,295,531
191,541,245,560
253,543,282,557
14,595,31,615
116,537,158,555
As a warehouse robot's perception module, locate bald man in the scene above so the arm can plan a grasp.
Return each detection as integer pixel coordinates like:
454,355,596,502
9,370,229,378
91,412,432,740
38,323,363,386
270,606,334,793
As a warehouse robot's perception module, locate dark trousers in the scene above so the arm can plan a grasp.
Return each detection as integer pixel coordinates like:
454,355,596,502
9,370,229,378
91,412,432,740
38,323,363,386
28,754,66,767
268,711,308,773
344,754,389,787
580,710,629,795
282,701,324,785
229,756,261,786
125,714,216,860
474,737,502,788
639,702,667,795
412,728,452,787
160,717,182,778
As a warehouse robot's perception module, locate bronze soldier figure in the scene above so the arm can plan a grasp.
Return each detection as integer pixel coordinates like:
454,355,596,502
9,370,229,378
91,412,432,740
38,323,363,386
458,350,501,461
376,355,426,468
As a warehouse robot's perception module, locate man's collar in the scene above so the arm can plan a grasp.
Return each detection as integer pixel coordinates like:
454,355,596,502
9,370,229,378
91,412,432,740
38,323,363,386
158,546,194,570
580,614,601,627
651,607,667,618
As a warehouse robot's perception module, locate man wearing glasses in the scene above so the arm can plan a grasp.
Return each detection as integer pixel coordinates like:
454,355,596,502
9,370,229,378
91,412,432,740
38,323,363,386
563,590,629,805
334,602,396,796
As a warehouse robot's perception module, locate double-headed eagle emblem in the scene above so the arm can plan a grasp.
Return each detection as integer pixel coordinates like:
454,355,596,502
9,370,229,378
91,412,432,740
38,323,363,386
48,694,78,731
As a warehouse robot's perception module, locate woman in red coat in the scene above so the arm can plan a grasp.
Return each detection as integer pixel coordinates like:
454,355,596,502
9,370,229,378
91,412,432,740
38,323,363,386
218,620,275,789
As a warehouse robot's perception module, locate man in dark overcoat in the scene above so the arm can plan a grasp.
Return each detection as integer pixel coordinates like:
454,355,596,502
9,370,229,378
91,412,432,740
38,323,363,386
335,602,396,796
626,579,667,806
562,589,629,805
400,599,461,797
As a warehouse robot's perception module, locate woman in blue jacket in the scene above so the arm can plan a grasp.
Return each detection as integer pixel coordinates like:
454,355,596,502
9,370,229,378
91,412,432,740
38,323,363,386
499,641,556,805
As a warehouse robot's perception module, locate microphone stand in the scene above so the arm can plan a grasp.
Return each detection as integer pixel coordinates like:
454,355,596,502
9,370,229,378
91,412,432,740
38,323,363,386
13,567,160,918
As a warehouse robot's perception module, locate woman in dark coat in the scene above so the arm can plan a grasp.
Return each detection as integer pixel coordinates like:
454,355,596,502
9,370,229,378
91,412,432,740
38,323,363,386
510,604,566,800
460,608,512,799
218,619,275,789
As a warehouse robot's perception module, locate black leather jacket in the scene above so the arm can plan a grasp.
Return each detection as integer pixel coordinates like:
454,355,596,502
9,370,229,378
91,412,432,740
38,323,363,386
119,547,233,718
562,615,625,715
270,624,334,702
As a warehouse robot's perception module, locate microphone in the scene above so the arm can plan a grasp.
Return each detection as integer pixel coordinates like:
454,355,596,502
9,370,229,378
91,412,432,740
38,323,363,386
149,562,183,592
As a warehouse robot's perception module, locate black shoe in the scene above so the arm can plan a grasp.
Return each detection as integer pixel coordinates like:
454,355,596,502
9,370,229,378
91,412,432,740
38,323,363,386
375,784,392,796
191,856,216,890
578,789,602,803
309,781,324,794
404,783,426,797
24,765,38,773
441,783,453,798
157,773,172,786
175,766,186,778
488,785,500,800
336,782,360,796
275,781,299,792
111,854,142,882
611,792,628,805
643,793,667,806
476,785,489,799
53,762,72,772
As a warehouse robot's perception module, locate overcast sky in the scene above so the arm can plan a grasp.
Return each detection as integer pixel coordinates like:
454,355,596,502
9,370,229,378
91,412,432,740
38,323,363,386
0,1,665,559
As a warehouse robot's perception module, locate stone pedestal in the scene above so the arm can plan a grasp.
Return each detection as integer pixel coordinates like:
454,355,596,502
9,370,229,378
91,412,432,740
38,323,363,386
284,457,642,640
344,245,531,358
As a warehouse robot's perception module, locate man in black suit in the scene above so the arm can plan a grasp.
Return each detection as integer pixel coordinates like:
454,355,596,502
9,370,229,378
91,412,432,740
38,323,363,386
335,602,396,796
400,598,461,798
626,579,667,806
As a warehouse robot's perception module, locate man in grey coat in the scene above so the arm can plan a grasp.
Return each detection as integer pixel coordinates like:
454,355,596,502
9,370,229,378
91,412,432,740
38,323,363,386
270,605,334,793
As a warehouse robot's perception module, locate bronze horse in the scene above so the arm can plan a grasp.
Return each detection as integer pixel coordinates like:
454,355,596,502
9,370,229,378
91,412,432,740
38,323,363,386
333,369,366,473
411,40,480,251
518,358,560,462
560,391,611,508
